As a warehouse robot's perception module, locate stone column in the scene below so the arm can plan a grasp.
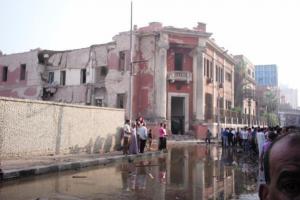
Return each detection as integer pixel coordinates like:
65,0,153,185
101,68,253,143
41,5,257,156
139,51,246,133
155,33,169,121
0,100,4,177
193,44,206,123
212,52,217,123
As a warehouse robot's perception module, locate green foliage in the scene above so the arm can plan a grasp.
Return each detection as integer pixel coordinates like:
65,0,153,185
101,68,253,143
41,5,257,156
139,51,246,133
261,90,279,126
263,90,278,113
231,106,242,114
262,112,279,126
234,60,248,108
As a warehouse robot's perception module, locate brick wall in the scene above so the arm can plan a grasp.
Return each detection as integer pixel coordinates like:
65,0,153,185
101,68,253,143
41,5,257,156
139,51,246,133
0,97,124,158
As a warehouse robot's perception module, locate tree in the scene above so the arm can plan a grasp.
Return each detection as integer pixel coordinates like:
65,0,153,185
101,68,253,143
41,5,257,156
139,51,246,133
234,59,247,108
234,58,255,108
261,90,280,126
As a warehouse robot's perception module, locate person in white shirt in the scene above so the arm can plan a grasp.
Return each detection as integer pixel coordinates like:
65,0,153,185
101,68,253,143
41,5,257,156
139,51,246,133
231,129,236,146
256,128,266,157
123,119,131,155
241,128,248,151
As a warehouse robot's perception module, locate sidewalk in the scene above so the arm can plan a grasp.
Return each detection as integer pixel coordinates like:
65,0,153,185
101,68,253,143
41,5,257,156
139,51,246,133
0,139,207,181
0,150,165,182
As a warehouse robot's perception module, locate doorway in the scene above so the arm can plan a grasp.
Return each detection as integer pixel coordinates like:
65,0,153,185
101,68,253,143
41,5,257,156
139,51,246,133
171,96,185,134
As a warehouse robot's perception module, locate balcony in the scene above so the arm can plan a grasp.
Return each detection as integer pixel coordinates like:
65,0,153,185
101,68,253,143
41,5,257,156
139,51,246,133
167,71,192,84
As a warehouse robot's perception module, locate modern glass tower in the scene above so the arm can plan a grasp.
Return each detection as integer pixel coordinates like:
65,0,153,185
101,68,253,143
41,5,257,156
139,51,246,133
255,64,278,87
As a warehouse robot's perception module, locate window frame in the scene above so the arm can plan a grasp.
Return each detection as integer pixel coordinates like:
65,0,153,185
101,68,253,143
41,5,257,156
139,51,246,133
116,93,125,108
60,70,66,86
20,64,26,81
2,66,8,82
174,53,184,71
118,51,126,71
48,71,54,84
80,68,86,84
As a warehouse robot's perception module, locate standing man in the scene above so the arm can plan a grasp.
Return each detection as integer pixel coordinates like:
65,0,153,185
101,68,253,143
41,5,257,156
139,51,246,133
123,119,131,155
137,123,148,153
205,129,212,144
223,128,229,148
259,131,300,200
256,128,266,157
241,128,248,151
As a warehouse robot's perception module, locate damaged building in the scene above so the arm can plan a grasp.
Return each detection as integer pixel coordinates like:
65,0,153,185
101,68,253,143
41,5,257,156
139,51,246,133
0,33,131,114
0,22,237,137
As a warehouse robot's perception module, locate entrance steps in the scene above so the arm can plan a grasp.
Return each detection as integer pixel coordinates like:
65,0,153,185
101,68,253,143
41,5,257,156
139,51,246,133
168,134,196,141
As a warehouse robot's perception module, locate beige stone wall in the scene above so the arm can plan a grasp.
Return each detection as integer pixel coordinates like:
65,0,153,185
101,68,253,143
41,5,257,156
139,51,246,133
0,97,124,158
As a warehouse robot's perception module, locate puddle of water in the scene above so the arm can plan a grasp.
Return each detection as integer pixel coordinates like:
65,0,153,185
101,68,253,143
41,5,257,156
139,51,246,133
0,145,259,200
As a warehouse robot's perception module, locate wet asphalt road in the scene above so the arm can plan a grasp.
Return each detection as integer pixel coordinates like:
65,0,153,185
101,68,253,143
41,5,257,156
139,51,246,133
0,144,260,200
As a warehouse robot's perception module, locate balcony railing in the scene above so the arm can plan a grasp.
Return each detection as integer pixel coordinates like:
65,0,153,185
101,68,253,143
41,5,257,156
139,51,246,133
167,71,192,84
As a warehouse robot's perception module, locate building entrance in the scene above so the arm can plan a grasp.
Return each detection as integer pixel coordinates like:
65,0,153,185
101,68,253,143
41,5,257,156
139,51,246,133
171,97,185,134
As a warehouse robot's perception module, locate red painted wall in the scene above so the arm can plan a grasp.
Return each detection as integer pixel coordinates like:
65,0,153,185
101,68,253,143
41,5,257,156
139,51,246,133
0,65,39,98
169,35,198,47
132,49,154,119
167,47,194,129
107,52,118,70
0,65,27,86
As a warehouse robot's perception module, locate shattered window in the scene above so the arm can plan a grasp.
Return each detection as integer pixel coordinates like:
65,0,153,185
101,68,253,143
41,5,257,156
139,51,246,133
119,51,126,71
48,72,54,84
81,69,86,84
60,70,66,85
2,66,8,82
100,66,108,76
20,64,26,80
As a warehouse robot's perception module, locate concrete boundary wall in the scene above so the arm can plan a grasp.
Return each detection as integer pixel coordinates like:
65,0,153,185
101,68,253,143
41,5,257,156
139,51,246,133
0,97,124,158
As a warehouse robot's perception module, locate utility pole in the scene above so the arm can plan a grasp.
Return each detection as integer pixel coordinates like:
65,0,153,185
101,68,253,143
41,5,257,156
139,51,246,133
217,91,220,141
128,1,133,122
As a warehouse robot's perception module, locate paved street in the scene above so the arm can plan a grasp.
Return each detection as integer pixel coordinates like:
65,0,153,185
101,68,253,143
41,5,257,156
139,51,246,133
1,143,260,200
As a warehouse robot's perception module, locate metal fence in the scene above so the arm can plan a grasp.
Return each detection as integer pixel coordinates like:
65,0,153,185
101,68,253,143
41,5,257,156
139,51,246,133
208,108,266,126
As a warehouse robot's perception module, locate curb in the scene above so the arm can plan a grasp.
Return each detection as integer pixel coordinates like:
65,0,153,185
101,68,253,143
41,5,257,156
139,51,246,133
168,139,219,144
0,151,166,182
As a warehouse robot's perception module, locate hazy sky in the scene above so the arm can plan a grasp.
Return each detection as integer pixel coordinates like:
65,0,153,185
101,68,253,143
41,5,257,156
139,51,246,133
1,0,300,104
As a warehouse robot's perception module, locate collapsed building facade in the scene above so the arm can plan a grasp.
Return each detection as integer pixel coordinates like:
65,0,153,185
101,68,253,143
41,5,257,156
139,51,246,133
0,22,238,136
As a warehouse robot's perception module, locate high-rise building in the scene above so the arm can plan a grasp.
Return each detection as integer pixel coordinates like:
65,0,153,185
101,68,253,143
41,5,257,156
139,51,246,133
255,64,278,87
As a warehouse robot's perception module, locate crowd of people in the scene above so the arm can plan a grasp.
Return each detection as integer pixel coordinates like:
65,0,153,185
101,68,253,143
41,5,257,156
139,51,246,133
219,126,282,156
217,125,300,200
122,117,168,155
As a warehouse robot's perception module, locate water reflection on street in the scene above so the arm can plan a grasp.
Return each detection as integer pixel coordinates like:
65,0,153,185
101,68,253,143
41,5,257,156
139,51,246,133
0,145,259,200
